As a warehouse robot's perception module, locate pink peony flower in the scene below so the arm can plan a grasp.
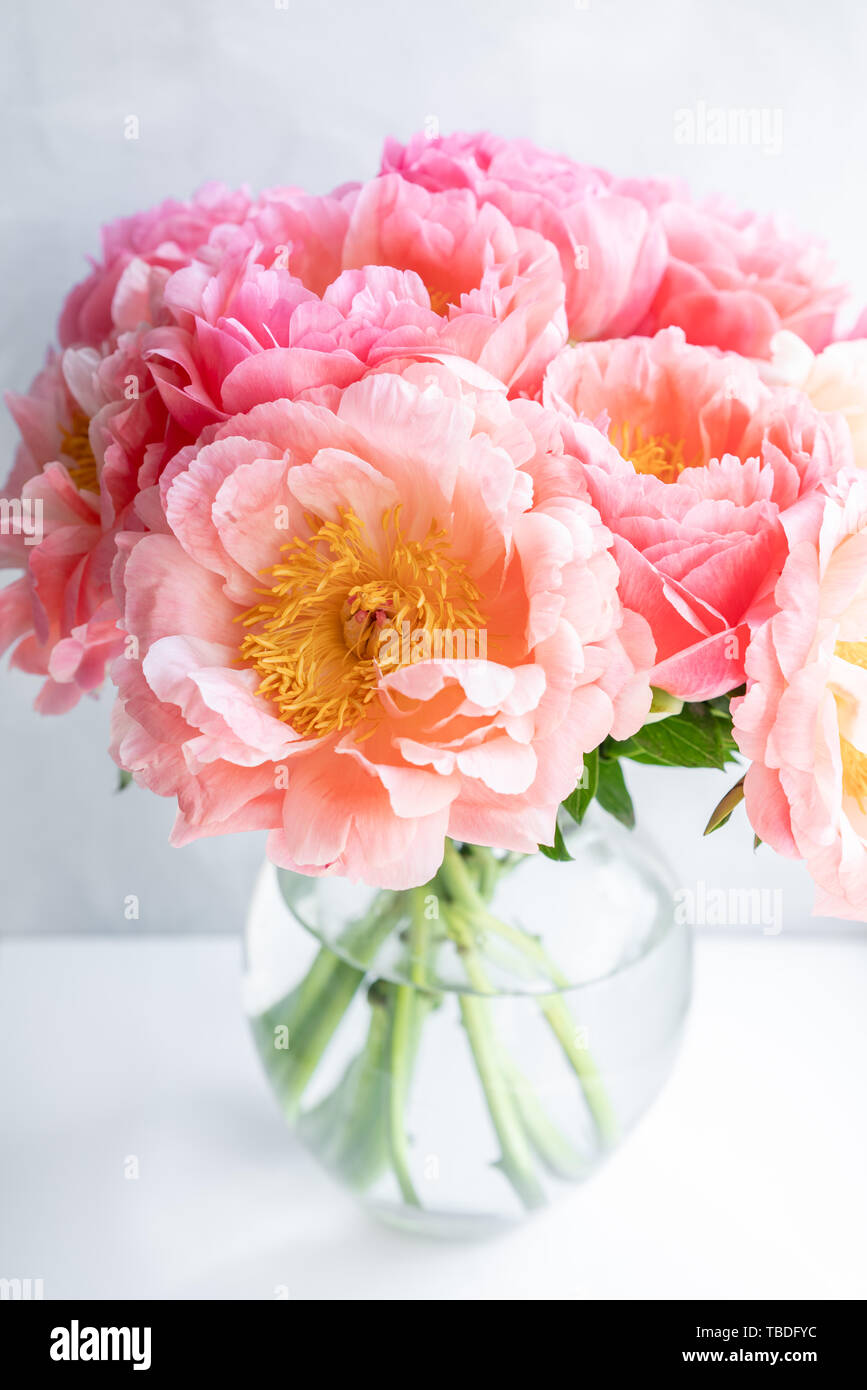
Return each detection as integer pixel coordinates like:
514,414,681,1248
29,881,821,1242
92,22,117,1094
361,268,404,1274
110,360,653,888
143,254,435,435
639,199,847,357
381,131,667,342
383,131,847,357
733,481,867,919
249,184,351,296
0,335,179,711
142,239,565,450
544,328,854,700
381,131,618,223
140,174,568,433
340,174,568,391
58,183,256,349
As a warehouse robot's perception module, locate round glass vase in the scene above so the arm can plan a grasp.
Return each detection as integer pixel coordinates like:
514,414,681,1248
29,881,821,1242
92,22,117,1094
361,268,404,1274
244,809,691,1238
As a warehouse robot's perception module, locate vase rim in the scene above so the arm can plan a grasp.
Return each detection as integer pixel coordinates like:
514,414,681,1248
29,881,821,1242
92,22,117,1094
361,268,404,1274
260,817,686,1000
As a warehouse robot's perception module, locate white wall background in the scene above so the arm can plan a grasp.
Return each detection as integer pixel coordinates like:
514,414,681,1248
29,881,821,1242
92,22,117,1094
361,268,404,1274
2,0,866,934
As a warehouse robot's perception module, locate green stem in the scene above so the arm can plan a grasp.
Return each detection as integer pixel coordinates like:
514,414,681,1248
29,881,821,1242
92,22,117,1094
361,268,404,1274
537,996,618,1145
442,841,619,1148
454,944,547,1211
270,893,405,1120
385,888,438,1205
279,956,368,1121
464,843,525,900
459,908,618,1142
434,854,547,1209
301,984,392,1188
269,836,615,1216
388,983,420,1205
504,1060,590,1180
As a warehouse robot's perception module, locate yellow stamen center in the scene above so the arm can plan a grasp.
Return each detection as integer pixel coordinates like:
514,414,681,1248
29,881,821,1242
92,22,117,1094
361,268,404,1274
835,641,867,807
237,507,485,737
59,410,99,493
835,641,867,670
426,285,453,316
610,421,696,484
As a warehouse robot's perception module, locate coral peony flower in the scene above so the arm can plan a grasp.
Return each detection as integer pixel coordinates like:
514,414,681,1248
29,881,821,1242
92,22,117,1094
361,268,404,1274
58,183,256,349
340,174,568,391
0,335,178,711
383,130,845,357
142,176,568,427
544,328,854,700
249,184,351,296
733,481,867,919
110,361,652,888
381,131,667,342
142,242,565,451
640,200,846,357
762,330,867,469
143,255,437,434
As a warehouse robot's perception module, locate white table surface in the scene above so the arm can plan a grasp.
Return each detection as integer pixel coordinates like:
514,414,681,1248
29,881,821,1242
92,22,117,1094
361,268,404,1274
2,932,865,1301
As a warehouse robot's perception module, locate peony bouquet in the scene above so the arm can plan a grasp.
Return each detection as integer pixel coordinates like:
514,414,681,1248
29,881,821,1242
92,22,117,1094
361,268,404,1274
3,131,866,1227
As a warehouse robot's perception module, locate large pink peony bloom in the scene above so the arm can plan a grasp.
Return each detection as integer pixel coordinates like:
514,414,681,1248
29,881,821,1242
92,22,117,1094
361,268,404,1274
384,131,847,358
142,219,565,443
0,336,179,711
339,174,568,391
544,328,854,700
381,131,667,342
58,183,256,350
139,172,568,434
639,199,846,357
733,481,867,919
143,254,437,434
110,360,653,888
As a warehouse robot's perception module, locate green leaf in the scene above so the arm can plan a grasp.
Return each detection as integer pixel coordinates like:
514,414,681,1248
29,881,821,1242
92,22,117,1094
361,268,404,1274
608,700,738,772
539,821,573,862
116,769,133,793
562,747,599,825
596,756,635,829
703,776,745,835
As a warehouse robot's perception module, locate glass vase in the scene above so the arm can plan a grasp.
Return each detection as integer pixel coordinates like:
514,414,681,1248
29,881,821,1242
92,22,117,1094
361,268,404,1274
243,809,691,1237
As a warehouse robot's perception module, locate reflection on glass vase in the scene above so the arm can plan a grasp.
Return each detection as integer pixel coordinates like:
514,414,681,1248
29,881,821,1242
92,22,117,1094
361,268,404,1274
244,809,691,1238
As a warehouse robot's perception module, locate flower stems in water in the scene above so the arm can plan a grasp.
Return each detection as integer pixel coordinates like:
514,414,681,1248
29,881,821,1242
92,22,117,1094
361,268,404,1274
446,903,547,1209
385,889,434,1206
298,982,393,1188
438,843,601,1208
441,842,619,1146
259,887,405,1120
265,839,618,1214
